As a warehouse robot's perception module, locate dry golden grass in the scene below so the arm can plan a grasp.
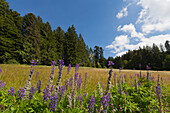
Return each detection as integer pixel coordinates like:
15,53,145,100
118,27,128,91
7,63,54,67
0,64,170,93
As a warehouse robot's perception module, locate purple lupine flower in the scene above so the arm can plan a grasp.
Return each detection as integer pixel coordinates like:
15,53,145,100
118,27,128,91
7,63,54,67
0,80,6,89
58,60,64,70
43,87,50,101
74,72,78,86
51,61,56,68
18,87,25,100
101,93,110,109
75,64,80,72
51,85,54,94
143,74,145,78
118,88,121,94
146,65,151,70
80,94,83,106
78,73,82,91
37,80,41,93
124,74,126,78
36,71,39,81
0,68,2,75
150,76,154,82
29,86,35,100
49,93,58,111
119,75,121,79
108,61,114,68
88,96,95,113
65,80,68,90
119,67,123,73
60,86,65,100
8,87,15,96
69,76,73,91
67,64,71,74
156,85,161,95
125,92,128,96
130,75,132,79
31,60,37,67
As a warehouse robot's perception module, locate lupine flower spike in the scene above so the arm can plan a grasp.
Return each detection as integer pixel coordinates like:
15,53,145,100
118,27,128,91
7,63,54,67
88,96,95,113
18,87,25,100
67,64,71,74
8,87,15,96
55,60,64,93
47,61,56,91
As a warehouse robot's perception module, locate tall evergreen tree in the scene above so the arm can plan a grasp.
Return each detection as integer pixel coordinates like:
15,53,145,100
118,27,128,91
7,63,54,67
64,25,78,66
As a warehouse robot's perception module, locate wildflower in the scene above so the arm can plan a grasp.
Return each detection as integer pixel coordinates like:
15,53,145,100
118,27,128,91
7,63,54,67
69,76,73,91
51,85,54,94
78,73,82,91
31,59,37,67
74,72,78,88
8,87,15,96
101,93,110,110
37,80,41,93
43,87,50,101
67,64,71,74
0,80,6,90
49,94,58,111
29,86,35,100
75,64,80,72
60,86,65,100
108,61,114,68
51,61,56,68
18,87,25,100
156,85,161,95
119,105,123,111
119,67,123,73
88,96,95,113
56,60,64,92
58,60,64,70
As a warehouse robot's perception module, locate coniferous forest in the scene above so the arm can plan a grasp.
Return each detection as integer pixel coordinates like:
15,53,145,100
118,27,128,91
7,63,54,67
0,0,170,70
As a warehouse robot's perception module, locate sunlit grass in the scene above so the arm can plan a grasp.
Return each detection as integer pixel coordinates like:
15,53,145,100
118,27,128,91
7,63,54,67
0,64,170,93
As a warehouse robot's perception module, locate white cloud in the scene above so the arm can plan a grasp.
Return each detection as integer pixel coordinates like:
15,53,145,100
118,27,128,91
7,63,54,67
116,7,128,19
117,23,144,40
115,51,127,57
106,0,170,57
106,35,129,53
136,0,170,33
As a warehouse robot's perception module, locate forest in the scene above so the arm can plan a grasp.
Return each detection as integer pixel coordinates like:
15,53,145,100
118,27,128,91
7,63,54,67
0,0,170,70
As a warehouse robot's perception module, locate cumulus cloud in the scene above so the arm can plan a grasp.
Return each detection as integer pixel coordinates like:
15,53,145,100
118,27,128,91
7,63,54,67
106,35,130,53
136,0,170,33
116,7,128,19
106,0,170,57
117,23,144,40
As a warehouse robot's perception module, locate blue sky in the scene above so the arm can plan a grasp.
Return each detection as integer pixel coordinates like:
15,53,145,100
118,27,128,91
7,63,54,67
6,0,170,58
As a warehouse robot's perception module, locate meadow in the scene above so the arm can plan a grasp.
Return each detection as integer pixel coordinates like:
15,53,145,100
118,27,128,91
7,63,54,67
0,63,170,112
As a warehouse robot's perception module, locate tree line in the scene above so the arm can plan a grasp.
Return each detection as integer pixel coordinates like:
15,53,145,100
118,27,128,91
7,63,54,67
0,0,169,70
107,42,170,70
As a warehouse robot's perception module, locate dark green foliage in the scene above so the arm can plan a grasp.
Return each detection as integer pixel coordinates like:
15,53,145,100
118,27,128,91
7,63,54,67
110,43,170,70
0,1,90,66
